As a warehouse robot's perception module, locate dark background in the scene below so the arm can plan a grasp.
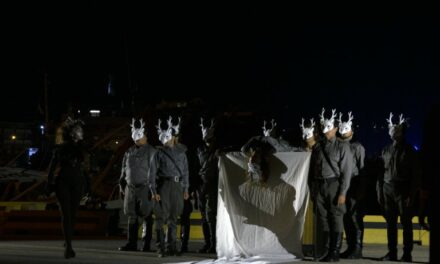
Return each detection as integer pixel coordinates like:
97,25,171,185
1,3,439,154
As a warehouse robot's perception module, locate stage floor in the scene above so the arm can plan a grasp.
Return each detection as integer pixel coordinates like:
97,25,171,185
0,240,429,263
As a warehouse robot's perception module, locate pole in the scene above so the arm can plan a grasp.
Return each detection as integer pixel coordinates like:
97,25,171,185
44,73,49,126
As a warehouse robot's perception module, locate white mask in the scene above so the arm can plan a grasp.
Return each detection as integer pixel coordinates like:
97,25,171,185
262,119,277,137
300,118,315,140
70,125,84,141
320,108,337,134
200,118,215,142
338,112,353,135
130,118,145,142
64,117,84,142
386,112,407,138
157,116,181,145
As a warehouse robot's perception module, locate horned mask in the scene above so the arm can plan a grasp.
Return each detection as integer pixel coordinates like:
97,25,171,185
320,108,337,134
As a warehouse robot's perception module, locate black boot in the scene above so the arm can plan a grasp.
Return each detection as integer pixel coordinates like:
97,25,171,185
346,230,363,259
340,245,352,258
315,231,329,261
64,247,76,259
198,221,211,253
207,221,216,254
141,238,150,252
119,223,138,251
320,232,342,262
340,217,354,259
64,243,76,259
156,229,166,258
141,216,153,252
400,252,412,262
180,224,190,254
379,251,397,261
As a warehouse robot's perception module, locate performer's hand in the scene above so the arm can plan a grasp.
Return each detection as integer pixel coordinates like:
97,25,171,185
183,191,189,200
337,195,346,206
119,185,125,196
377,191,384,206
154,194,161,202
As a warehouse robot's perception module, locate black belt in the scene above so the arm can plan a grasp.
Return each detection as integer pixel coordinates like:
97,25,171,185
162,176,181,182
314,177,338,183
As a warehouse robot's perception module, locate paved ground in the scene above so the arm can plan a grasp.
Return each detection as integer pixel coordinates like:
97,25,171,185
0,240,429,264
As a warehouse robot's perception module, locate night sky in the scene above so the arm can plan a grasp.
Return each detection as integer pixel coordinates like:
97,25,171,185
1,4,439,153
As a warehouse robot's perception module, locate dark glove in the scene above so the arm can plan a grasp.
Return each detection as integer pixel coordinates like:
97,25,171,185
377,191,384,207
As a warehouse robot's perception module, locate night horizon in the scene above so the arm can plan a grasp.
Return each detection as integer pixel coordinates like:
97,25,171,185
2,5,439,157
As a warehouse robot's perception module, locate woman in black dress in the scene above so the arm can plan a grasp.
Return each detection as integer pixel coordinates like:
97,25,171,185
46,117,88,259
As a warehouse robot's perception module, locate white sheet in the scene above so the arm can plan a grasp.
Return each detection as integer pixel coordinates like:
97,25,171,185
216,151,310,262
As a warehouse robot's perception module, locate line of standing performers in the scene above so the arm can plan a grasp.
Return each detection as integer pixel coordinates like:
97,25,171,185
116,116,218,258
46,108,422,261
302,109,420,263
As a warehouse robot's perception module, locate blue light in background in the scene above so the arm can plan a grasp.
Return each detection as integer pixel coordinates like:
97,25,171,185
28,148,39,165
28,148,39,157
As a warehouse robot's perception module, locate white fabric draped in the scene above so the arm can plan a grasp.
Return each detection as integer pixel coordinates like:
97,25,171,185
215,151,310,263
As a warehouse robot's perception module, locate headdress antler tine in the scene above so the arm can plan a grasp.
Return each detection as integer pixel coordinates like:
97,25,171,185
330,109,337,121
270,119,277,129
130,118,136,133
156,119,162,131
386,112,394,126
310,118,315,127
338,112,343,124
399,114,405,125
210,118,215,129
139,118,145,129
200,117,205,129
300,118,305,129
262,120,267,130
166,116,173,129
172,117,182,133
320,108,326,122
348,111,353,123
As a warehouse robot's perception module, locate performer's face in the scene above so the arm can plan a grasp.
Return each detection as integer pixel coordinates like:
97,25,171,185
390,125,404,141
164,136,176,147
340,130,353,140
324,127,338,140
135,135,147,146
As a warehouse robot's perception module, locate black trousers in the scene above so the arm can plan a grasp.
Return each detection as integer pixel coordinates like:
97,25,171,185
381,183,414,254
343,176,365,248
154,180,184,250
315,179,346,233
197,187,218,247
